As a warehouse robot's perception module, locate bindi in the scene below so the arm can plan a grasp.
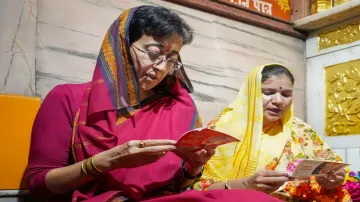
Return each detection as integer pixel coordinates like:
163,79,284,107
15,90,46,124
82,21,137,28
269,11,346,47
279,86,282,90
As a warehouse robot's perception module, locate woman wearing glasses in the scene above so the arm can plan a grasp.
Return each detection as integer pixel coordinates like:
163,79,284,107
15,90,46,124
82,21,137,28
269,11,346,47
26,6,280,202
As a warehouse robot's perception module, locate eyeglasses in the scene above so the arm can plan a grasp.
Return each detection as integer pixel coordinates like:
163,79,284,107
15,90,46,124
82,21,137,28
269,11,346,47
131,45,183,70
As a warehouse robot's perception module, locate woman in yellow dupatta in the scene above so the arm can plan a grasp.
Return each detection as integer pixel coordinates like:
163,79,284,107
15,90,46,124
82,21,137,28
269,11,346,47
194,64,351,201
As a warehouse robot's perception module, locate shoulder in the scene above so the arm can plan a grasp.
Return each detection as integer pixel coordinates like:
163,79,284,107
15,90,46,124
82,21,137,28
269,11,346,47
293,117,307,126
291,117,318,137
47,83,88,99
292,117,314,130
42,83,89,117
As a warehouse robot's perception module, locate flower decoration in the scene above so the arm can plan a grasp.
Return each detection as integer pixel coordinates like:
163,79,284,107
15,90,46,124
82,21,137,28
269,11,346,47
287,159,303,174
343,171,360,201
283,181,348,202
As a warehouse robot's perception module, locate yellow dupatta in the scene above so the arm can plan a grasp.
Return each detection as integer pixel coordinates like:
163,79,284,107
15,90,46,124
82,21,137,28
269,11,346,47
203,64,294,181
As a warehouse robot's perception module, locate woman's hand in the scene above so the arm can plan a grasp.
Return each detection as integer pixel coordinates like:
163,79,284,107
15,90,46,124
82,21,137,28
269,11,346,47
93,139,177,172
316,168,345,189
174,146,216,175
243,170,289,193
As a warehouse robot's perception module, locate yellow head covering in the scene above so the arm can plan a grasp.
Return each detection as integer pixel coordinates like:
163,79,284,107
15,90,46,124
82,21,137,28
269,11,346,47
203,64,294,181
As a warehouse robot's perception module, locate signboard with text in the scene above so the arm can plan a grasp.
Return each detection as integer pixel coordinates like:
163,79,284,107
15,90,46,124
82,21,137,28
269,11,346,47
221,0,291,21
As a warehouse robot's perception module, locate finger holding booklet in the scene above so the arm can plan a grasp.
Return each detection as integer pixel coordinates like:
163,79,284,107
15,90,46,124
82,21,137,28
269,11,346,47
286,159,350,180
176,127,240,150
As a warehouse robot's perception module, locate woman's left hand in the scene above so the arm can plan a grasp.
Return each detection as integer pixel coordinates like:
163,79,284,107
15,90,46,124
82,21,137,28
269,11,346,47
174,146,216,174
315,168,346,189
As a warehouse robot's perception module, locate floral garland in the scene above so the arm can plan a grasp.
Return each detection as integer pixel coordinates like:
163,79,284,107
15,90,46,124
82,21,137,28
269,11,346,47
282,171,360,201
343,171,360,201
281,159,356,201
283,180,348,201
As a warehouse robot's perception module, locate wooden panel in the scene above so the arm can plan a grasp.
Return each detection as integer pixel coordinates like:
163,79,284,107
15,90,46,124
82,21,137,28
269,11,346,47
0,95,41,189
290,0,311,21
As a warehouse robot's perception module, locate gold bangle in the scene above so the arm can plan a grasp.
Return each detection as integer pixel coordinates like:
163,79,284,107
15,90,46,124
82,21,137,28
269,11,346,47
85,157,105,177
91,157,104,173
225,180,232,190
85,157,95,176
81,161,88,175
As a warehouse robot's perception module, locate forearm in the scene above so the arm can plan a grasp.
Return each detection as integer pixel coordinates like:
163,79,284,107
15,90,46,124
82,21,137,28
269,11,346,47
207,177,250,190
45,161,94,194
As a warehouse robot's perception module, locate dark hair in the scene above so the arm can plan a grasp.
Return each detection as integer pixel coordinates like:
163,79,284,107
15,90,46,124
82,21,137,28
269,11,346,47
261,64,295,85
129,6,193,93
129,6,194,45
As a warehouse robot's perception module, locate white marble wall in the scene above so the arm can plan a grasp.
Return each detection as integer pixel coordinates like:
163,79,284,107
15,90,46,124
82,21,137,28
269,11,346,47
306,16,360,171
0,0,37,96
0,0,306,168
0,0,307,123
0,2,37,198
35,0,306,123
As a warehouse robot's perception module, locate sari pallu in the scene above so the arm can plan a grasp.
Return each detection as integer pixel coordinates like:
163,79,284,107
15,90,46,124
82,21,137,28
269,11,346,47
72,80,201,201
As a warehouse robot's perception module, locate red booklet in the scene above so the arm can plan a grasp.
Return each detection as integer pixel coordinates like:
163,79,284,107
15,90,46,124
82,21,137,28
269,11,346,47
176,128,240,149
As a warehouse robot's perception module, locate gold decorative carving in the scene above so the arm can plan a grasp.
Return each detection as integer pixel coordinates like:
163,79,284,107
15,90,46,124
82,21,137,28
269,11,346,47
311,0,352,14
334,0,351,6
311,0,332,14
325,59,360,136
275,0,290,12
318,20,360,51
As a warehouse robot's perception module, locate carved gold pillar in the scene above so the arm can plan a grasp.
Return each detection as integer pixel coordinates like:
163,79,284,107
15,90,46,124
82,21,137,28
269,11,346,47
311,0,332,14
325,60,360,136
311,0,352,14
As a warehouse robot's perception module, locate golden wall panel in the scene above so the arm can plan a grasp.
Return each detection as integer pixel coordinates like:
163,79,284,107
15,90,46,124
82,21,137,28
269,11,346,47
325,59,360,136
334,0,351,6
318,20,360,51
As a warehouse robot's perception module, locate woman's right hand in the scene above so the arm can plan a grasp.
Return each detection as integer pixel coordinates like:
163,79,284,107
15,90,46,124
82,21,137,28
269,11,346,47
242,170,289,193
93,139,177,172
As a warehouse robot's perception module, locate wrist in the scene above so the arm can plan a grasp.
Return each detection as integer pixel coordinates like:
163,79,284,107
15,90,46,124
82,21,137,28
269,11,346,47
182,161,204,179
233,177,253,190
186,164,202,176
93,153,112,173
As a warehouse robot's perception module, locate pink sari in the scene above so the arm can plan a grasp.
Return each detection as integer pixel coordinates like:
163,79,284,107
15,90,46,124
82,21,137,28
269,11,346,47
72,80,202,201
70,7,280,202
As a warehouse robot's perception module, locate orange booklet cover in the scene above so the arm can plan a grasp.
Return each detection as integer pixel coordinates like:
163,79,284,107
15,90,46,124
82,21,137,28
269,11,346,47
176,128,240,149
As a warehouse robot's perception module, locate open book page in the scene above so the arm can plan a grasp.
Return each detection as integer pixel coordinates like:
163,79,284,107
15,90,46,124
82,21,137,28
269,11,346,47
287,159,349,179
